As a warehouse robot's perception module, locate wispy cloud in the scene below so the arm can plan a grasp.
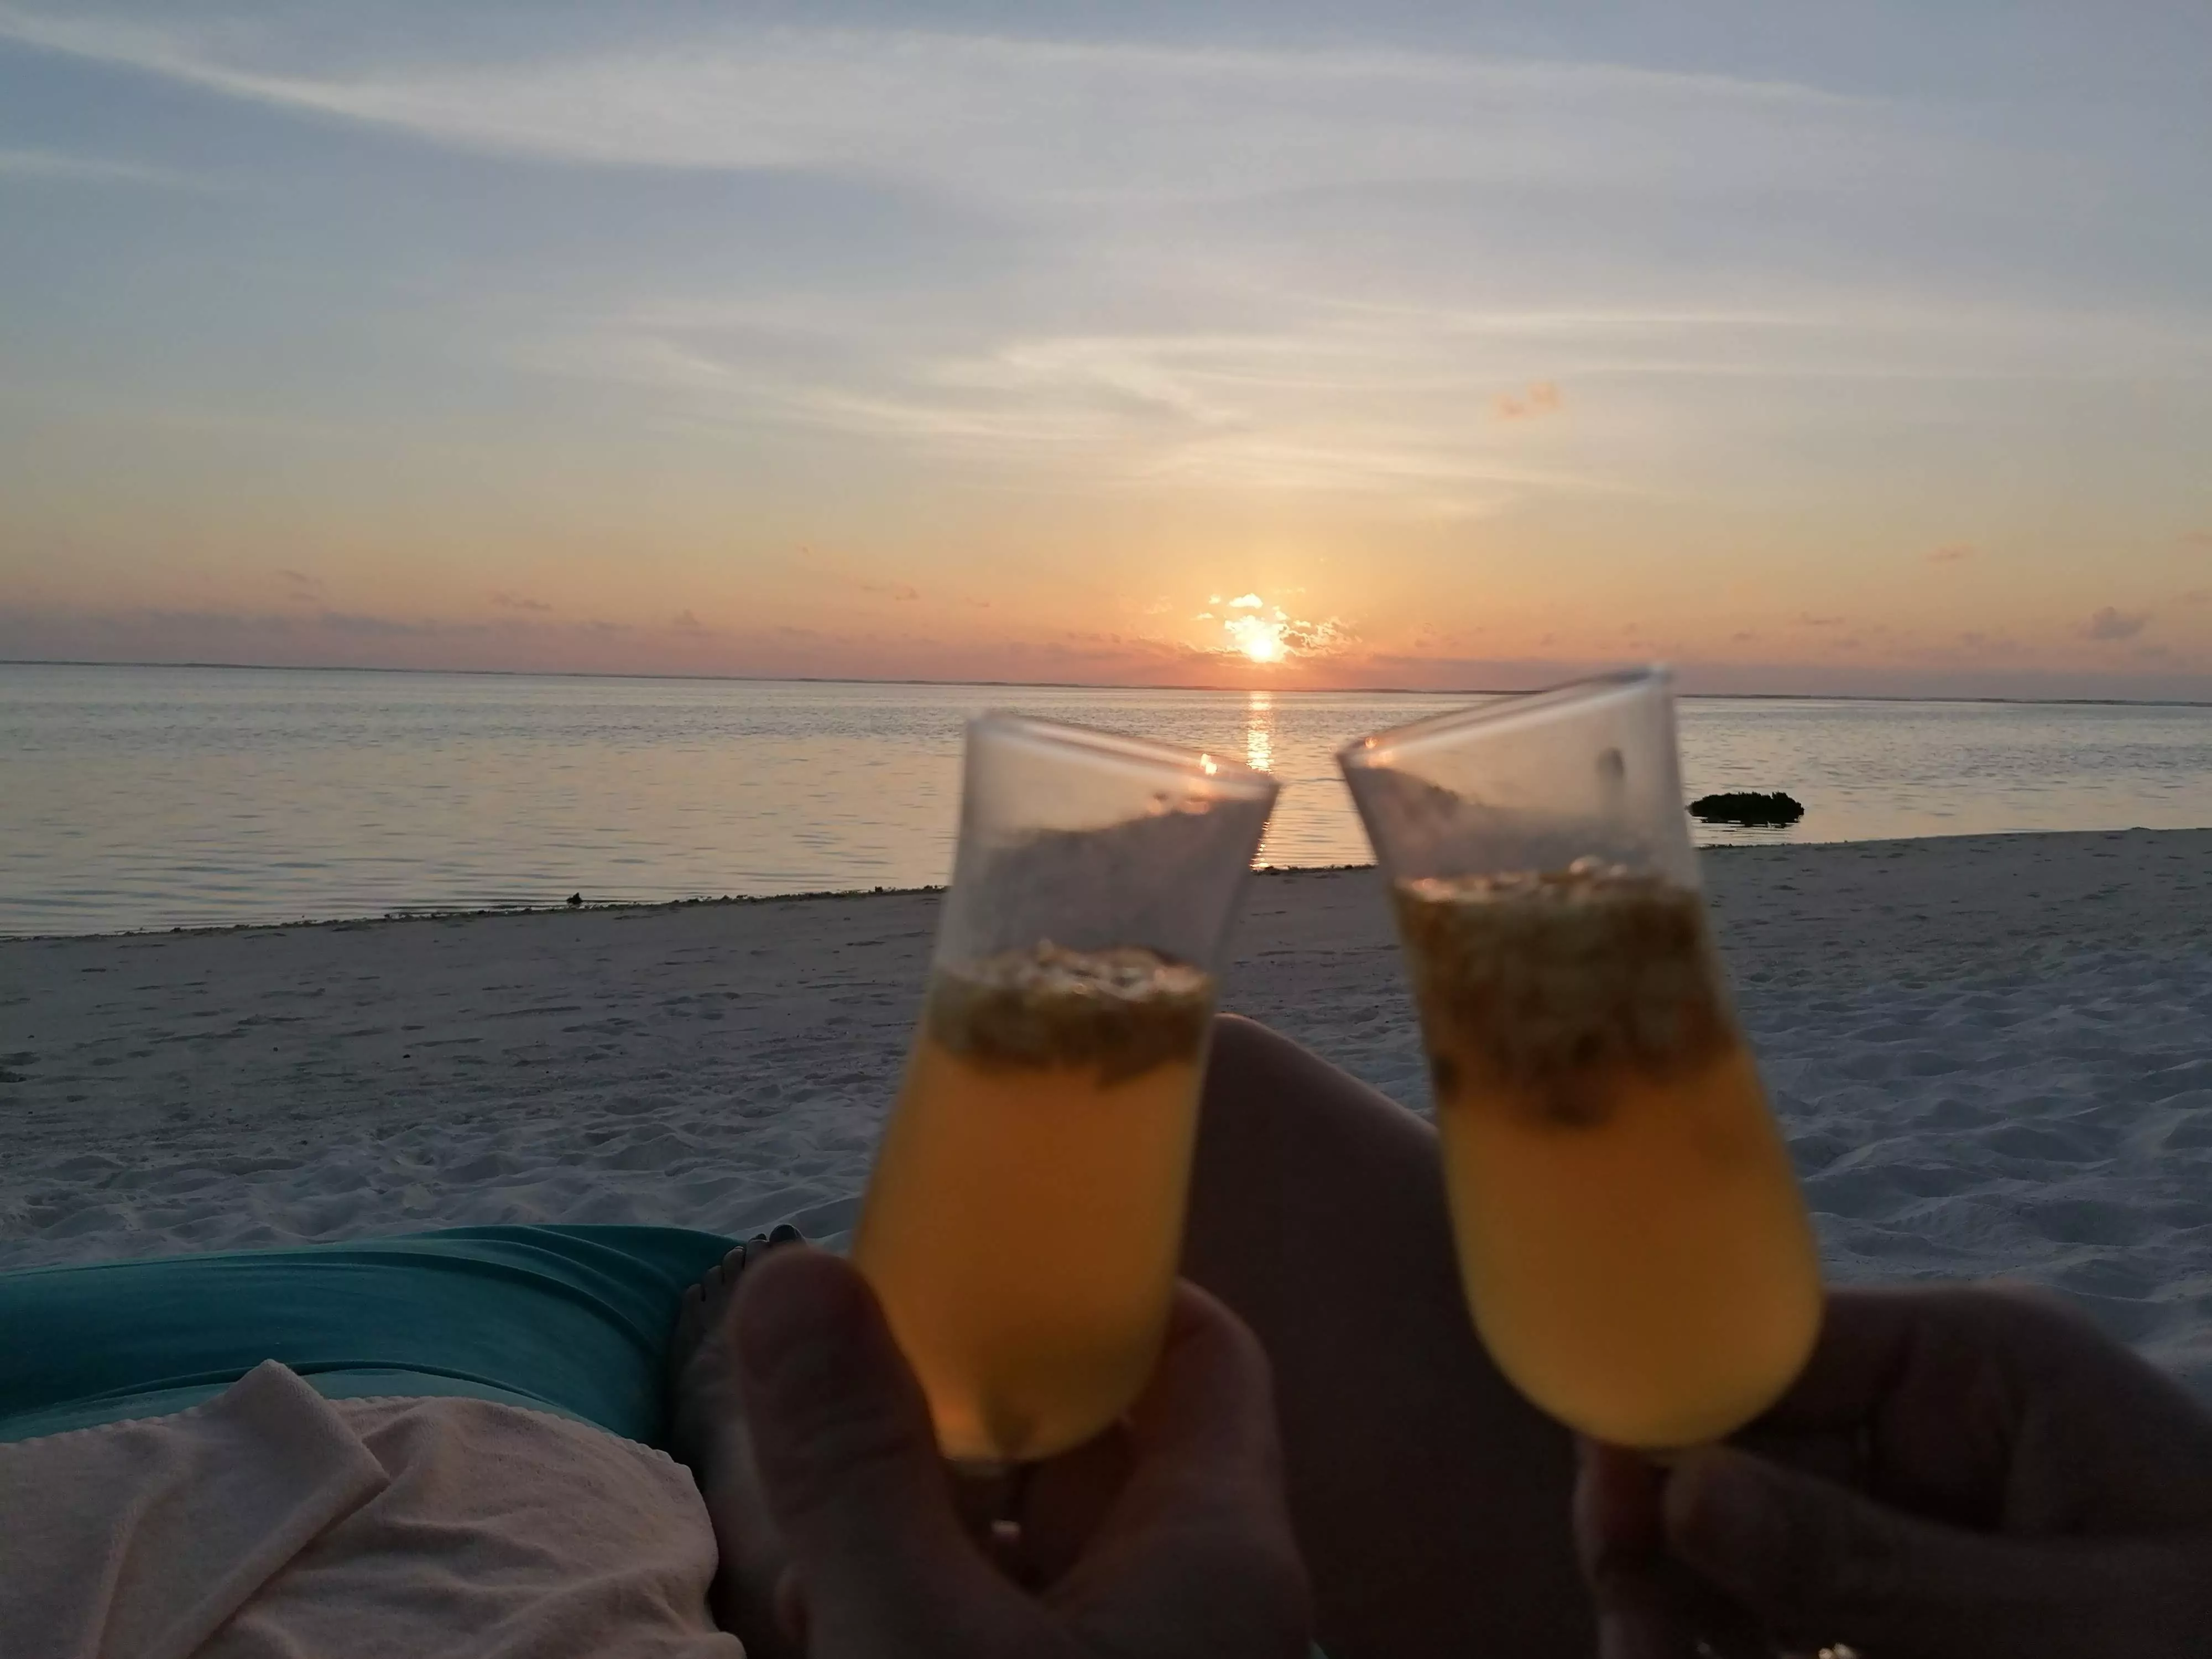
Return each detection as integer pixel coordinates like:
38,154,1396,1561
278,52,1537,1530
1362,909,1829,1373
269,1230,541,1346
69,3,2157,521
0,146,197,187
0,9,1863,208
1926,542,1977,563
543,305,1634,510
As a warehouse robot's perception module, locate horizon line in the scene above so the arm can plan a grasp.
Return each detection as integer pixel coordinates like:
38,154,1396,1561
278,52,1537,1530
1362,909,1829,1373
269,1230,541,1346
3,655,2209,711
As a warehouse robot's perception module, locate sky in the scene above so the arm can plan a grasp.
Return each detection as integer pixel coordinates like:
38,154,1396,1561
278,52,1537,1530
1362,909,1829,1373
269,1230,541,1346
1,2,2208,698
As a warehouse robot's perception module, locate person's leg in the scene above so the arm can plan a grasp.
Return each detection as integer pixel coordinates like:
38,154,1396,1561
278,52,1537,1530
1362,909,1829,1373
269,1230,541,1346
1182,1014,1590,1659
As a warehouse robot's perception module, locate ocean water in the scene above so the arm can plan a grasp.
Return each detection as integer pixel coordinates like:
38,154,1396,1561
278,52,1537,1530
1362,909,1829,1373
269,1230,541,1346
3,662,2209,937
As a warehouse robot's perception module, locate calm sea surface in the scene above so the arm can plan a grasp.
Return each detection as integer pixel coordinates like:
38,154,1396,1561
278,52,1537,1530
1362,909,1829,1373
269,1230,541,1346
4,662,2209,937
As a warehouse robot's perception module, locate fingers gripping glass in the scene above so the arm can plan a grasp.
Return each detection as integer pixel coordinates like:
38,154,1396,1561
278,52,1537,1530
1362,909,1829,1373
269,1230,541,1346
1340,669,1822,1449
854,714,1278,1468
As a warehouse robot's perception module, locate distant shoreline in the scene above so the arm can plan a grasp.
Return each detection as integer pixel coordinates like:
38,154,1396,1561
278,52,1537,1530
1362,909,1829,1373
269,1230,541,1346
5,657,2208,711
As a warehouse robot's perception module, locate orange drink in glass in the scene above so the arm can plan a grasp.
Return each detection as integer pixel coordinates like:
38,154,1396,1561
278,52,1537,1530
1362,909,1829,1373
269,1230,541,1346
1342,669,1820,1449
854,714,1276,1467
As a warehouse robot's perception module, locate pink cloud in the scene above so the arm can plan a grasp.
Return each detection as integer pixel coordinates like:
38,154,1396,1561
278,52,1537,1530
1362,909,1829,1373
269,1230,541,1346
10,600,2212,701
1494,381,1564,422
1926,543,1976,564
2080,606,2150,641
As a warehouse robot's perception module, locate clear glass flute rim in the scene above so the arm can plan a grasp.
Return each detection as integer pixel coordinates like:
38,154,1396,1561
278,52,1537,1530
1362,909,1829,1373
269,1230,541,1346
969,709,1277,800
1335,664,1672,771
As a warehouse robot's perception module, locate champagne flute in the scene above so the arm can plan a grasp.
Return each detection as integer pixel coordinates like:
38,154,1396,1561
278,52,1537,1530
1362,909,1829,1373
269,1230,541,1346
1340,668,1820,1449
854,713,1277,1467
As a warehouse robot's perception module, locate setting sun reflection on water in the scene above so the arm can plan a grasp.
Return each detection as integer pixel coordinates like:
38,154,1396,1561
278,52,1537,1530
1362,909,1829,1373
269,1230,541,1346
1245,691,1275,776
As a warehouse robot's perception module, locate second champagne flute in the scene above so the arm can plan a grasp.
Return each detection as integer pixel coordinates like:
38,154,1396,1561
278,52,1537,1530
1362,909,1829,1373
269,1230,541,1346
853,713,1277,1469
1340,668,1821,1451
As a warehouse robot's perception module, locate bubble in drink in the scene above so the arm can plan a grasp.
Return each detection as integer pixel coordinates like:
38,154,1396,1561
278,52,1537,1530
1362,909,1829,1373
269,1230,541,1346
853,943,1214,1465
1394,864,1822,1449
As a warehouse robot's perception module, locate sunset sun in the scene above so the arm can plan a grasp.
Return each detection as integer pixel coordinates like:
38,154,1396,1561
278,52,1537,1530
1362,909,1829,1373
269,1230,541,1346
1240,630,1285,664
1220,601,1291,664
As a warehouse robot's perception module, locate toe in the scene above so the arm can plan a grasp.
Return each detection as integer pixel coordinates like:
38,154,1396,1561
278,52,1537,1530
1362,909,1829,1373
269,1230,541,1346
672,1234,806,1373
672,1245,751,1369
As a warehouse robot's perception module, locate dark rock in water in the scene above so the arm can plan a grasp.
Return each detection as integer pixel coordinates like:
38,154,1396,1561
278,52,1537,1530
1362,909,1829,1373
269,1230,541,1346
1687,790,1805,827
567,892,584,907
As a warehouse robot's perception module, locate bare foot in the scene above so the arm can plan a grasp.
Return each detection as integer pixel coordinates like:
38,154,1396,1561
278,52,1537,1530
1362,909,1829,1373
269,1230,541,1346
668,1225,804,1657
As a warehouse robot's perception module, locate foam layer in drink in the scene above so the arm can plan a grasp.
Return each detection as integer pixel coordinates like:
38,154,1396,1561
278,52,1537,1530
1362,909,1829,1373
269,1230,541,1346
1396,865,1822,1448
854,943,1214,1464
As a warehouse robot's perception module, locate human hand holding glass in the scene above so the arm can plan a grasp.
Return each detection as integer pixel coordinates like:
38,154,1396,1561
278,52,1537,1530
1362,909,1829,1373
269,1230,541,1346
1575,1284,2212,1659
1340,669,1822,1451
735,1245,1313,1659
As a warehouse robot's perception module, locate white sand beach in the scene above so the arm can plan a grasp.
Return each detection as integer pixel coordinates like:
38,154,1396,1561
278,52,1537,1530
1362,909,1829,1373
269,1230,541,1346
3,828,2208,1395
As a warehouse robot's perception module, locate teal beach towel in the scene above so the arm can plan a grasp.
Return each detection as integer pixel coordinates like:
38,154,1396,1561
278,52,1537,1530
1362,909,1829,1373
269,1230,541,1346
0,1225,736,1445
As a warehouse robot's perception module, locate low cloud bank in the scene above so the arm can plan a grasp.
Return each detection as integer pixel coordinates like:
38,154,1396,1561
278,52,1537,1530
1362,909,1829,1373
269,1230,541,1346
4,605,2206,702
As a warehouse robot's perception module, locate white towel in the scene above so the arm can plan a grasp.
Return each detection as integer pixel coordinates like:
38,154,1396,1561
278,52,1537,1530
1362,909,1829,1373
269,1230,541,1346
0,1361,741,1658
